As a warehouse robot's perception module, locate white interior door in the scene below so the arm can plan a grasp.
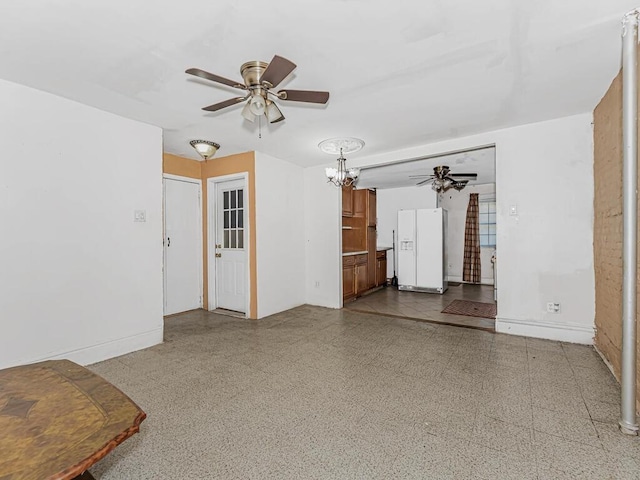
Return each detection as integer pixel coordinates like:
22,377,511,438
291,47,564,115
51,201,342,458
214,179,247,313
163,178,202,315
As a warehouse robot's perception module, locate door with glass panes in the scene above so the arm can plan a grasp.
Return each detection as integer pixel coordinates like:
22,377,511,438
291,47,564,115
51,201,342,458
215,179,247,313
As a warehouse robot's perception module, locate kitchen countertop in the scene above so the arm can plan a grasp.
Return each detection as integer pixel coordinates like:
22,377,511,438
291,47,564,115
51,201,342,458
342,247,392,256
342,250,368,256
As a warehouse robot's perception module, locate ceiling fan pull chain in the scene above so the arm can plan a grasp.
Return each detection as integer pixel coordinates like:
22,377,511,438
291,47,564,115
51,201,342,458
258,115,262,139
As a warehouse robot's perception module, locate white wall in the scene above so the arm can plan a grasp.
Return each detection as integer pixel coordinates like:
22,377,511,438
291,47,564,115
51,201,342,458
0,79,164,369
377,186,438,278
304,113,595,343
304,165,342,308
255,152,305,318
440,184,496,285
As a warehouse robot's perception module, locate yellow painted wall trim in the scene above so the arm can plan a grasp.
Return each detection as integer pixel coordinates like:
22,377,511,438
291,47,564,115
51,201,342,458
163,153,202,179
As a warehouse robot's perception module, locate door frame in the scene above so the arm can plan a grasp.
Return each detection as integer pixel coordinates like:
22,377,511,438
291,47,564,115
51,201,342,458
162,174,204,313
207,173,250,317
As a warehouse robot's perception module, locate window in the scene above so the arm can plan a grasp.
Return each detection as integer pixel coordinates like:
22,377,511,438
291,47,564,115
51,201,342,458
479,200,496,247
222,188,244,249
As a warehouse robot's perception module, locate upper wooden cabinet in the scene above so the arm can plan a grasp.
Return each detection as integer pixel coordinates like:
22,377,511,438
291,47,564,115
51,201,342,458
353,188,376,225
342,186,354,217
367,189,376,227
353,189,366,217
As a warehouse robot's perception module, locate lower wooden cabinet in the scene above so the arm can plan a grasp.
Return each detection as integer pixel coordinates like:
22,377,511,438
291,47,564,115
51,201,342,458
356,261,368,294
343,262,356,300
343,254,368,302
376,251,387,287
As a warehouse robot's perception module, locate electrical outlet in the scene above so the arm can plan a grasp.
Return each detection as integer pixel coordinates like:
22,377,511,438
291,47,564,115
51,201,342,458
314,281,320,288
546,302,561,313
134,210,146,222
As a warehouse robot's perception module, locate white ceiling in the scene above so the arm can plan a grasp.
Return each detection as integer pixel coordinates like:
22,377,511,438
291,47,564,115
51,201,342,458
356,146,495,189
0,0,635,167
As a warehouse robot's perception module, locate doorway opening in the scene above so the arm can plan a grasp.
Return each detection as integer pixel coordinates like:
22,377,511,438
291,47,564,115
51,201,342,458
343,145,497,331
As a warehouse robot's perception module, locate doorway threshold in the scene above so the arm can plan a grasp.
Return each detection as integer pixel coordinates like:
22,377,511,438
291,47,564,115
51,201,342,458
346,307,495,333
212,308,246,319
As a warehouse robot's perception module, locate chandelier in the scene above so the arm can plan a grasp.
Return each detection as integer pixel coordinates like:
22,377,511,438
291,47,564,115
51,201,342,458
319,137,365,187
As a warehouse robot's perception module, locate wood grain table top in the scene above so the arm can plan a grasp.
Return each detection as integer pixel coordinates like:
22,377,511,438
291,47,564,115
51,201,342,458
0,360,146,480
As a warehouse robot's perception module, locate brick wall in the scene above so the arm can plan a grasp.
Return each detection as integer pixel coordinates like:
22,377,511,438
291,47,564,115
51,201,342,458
593,65,640,412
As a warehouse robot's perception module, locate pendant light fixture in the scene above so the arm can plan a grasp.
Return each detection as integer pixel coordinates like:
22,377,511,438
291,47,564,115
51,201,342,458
189,140,220,160
319,137,365,187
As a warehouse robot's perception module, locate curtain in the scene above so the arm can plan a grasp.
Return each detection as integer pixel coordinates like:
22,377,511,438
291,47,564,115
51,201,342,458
463,193,481,283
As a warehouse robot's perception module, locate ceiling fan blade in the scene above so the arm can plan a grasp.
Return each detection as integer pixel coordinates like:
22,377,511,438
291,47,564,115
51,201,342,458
261,55,297,88
416,178,435,186
449,173,478,178
409,175,434,178
186,68,247,90
278,89,330,104
202,96,247,112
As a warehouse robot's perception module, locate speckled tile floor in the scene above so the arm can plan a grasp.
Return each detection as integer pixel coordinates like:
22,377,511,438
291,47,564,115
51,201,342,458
346,284,496,331
89,306,639,479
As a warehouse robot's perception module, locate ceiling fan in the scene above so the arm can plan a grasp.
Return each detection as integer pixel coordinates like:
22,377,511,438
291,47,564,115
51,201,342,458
410,165,477,192
186,55,329,124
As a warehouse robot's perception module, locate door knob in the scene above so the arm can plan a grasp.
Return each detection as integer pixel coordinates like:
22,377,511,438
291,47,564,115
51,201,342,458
215,253,222,258
216,244,221,248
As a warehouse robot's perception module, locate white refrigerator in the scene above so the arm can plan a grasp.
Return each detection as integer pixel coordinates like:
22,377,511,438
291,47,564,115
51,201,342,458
397,208,448,294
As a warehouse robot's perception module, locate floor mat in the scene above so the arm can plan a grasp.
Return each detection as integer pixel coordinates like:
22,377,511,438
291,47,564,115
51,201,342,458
441,299,497,319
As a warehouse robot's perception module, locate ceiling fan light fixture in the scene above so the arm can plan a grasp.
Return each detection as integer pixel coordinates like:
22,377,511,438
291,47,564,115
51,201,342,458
189,139,220,160
241,102,257,122
452,180,469,191
265,100,284,123
248,94,266,116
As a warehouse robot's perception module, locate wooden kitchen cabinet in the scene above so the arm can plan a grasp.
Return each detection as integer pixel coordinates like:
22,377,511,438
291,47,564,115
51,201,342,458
355,254,368,295
367,227,377,289
343,253,368,303
342,188,378,301
367,189,376,227
376,250,387,287
343,256,356,301
342,186,354,217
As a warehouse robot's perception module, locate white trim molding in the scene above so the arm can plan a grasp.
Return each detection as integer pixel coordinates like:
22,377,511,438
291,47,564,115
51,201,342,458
496,317,594,344
207,173,250,317
162,173,202,184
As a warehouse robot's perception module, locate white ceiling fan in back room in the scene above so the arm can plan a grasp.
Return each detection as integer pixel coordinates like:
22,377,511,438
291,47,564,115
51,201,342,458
410,166,477,193
186,55,330,128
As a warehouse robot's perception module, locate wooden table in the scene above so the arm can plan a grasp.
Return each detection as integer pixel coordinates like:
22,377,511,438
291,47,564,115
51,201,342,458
0,360,146,480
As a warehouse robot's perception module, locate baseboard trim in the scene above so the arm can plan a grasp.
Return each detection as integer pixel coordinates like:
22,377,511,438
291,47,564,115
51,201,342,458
593,345,620,382
447,276,494,286
45,328,164,366
496,317,594,344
